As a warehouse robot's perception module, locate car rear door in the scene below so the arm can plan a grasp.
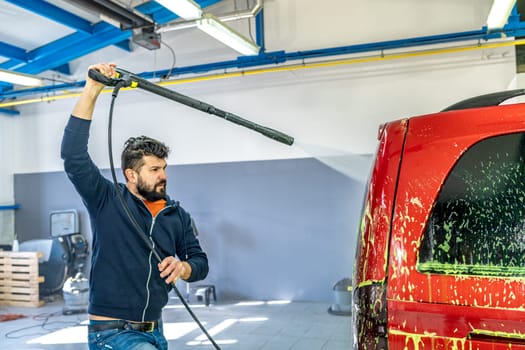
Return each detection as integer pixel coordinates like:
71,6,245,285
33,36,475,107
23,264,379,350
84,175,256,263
386,103,525,349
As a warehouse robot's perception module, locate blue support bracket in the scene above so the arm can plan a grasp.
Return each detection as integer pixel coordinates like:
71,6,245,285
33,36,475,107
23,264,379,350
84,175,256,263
51,63,71,75
255,8,265,52
0,204,21,210
0,108,20,116
114,39,133,52
508,5,520,25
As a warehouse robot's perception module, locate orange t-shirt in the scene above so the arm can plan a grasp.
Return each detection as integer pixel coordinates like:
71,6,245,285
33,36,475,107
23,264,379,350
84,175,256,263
143,199,167,218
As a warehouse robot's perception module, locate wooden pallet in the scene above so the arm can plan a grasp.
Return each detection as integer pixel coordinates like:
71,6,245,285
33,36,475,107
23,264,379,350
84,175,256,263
0,251,45,307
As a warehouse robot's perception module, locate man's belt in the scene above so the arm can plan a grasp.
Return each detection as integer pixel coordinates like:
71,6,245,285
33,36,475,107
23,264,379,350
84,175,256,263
88,319,159,333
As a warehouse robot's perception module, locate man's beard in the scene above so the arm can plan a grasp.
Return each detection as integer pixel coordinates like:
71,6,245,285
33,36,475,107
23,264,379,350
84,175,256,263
137,177,167,202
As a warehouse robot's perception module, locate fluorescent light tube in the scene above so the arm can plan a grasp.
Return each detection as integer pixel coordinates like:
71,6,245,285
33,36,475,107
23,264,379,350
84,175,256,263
487,0,516,29
197,14,260,56
156,0,202,20
0,69,43,86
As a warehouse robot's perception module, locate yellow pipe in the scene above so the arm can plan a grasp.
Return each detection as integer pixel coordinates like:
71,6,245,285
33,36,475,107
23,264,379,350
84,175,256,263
1,38,524,109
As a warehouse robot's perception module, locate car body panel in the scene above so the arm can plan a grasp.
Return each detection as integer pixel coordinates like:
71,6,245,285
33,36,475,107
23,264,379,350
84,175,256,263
354,120,408,286
353,119,408,348
354,101,525,349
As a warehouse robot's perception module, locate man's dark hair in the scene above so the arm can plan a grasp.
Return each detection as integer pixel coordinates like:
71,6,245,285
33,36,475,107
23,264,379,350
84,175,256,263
121,136,170,177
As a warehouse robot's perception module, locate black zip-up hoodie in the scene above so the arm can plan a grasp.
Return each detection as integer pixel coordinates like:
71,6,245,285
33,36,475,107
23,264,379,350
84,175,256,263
61,116,209,321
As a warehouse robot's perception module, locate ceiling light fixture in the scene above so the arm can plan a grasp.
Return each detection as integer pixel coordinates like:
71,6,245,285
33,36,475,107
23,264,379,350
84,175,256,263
156,0,202,20
197,14,260,56
0,69,43,86
487,0,517,29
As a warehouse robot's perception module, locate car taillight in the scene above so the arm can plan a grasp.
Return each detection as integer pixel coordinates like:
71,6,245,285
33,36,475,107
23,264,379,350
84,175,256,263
353,282,388,349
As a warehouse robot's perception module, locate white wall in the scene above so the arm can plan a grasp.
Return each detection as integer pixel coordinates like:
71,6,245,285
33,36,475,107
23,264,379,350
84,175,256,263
0,0,516,227
7,52,516,169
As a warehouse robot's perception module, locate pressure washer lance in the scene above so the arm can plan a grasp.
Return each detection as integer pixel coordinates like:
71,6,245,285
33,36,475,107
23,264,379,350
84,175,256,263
88,68,295,146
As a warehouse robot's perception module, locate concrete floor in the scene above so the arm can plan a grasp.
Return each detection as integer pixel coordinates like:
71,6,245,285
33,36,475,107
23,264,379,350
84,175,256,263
0,294,351,350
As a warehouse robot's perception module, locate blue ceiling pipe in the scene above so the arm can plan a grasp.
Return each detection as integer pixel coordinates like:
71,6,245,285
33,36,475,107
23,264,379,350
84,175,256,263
1,2,524,106
3,22,525,102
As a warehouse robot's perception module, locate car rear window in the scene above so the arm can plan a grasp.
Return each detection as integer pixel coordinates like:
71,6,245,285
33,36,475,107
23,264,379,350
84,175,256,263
418,132,525,276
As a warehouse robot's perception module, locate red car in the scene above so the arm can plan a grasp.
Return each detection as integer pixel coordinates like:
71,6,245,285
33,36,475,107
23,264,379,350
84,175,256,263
353,90,525,349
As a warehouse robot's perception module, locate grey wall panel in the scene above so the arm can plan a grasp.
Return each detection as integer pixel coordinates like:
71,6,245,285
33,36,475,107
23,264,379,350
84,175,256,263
14,158,364,302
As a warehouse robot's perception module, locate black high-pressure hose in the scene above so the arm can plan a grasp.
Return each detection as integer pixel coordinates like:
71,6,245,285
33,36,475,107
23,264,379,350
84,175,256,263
107,82,221,350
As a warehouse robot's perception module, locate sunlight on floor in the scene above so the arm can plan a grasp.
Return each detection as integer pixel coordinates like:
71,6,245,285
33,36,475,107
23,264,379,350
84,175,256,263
187,317,268,346
163,322,200,340
27,326,86,345
195,319,238,341
239,317,269,322
235,301,265,306
267,300,291,305
25,321,200,345
23,300,286,346
235,300,291,307
164,303,207,309
187,339,238,346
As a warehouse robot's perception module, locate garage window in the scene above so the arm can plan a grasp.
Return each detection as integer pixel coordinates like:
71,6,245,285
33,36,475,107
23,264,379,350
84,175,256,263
418,133,525,276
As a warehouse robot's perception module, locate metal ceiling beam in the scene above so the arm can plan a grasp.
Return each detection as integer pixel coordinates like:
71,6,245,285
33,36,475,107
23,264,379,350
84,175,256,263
0,23,129,92
5,0,133,59
7,24,132,75
0,1,128,90
139,0,224,23
135,1,181,23
0,41,27,61
0,0,223,93
6,0,93,34
0,25,120,92
67,0,155,30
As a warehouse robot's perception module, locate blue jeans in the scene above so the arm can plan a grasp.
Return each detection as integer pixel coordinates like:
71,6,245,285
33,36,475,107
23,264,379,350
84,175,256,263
88,320,168,350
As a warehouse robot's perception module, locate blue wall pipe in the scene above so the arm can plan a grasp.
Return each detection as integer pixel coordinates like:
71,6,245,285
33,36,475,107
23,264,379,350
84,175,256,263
0,204,21,210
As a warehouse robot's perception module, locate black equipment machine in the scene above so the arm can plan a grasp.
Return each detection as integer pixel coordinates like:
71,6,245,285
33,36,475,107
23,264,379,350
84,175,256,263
20,209,89,314
51,210,89,315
